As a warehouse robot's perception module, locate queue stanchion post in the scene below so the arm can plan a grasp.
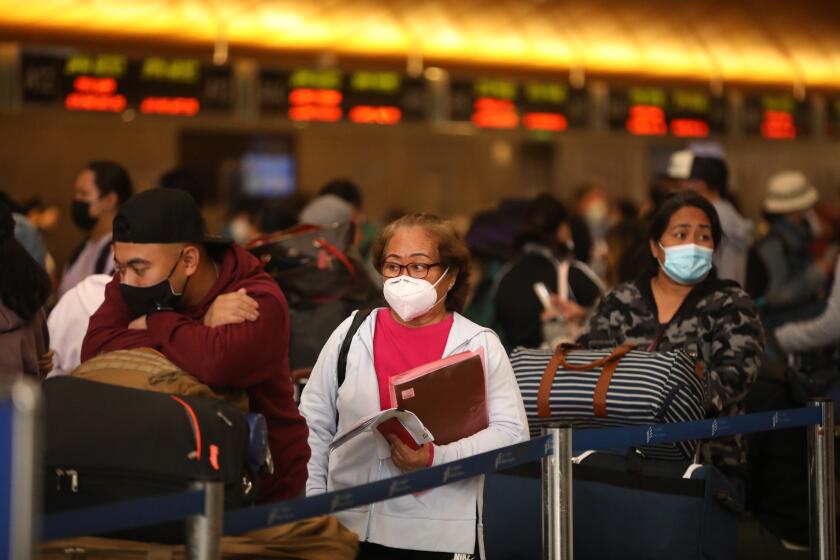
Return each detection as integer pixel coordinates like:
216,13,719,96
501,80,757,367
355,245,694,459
808,399,836,560
6,379,42,560
542,425,573,560
186,481,224,560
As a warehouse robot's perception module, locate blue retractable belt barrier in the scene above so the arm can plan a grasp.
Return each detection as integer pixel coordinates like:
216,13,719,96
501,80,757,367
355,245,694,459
37,406,827,542
573,406,822,452
225,406,824,535
223,435,552,535
41,489,206,542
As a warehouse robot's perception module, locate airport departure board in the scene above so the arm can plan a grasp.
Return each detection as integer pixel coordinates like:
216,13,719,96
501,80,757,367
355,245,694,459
18,49,836,141
450,78,585,131
259,68,425,124
609,86,726,137
21,51,233,116
742,93,808,140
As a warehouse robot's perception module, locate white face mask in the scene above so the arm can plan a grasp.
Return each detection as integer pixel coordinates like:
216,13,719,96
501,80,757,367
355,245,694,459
383,268,450,322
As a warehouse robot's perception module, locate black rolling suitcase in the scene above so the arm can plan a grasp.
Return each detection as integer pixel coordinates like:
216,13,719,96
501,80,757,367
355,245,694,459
42,376,255,543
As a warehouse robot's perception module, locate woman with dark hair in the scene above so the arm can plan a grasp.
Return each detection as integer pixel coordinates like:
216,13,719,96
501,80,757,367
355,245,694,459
494,193,604,350
579,191,764,475
0,202,52,377
299,213,527,559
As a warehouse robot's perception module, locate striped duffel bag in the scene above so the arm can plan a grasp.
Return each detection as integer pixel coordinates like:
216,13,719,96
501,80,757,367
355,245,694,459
511,344,706,460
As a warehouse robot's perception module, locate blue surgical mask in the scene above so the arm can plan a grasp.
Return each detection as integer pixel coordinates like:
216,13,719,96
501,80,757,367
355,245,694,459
658,243,713,285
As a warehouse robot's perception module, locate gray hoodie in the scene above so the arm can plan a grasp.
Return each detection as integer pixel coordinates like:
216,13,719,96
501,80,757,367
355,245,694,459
0,301,48,377
712,199,754,287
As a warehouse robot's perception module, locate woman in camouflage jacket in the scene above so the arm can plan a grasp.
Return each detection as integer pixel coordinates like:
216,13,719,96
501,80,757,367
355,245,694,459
579,192,764,473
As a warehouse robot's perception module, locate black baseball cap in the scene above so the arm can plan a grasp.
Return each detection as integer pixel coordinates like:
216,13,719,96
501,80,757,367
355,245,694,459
113,188,230,246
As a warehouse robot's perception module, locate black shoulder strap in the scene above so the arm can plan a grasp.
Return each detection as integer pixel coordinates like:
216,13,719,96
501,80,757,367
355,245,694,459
336,307,375,388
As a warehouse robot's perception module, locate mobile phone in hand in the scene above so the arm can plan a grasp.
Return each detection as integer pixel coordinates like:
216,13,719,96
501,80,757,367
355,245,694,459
533,282,554,312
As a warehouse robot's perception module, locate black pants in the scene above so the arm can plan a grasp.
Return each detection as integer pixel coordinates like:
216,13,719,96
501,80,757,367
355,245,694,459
357,541,468,559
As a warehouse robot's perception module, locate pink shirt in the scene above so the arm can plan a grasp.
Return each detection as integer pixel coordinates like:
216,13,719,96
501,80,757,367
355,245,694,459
373,309,454,410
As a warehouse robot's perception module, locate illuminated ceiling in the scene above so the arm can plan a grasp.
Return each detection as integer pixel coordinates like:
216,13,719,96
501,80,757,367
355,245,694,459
2,0,840,88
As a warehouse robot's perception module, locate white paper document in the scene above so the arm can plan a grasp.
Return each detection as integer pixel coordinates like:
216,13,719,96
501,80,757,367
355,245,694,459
330,408,434,459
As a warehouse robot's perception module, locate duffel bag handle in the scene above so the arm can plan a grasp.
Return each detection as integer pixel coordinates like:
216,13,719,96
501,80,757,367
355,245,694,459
537,344,634,418
555,344,632,371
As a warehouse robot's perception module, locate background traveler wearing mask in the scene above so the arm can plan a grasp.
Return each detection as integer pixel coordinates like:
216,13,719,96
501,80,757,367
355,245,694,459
299,213,528,559
578,192,764,478
80,188,310,504
576,183,611,278
58,161,133,297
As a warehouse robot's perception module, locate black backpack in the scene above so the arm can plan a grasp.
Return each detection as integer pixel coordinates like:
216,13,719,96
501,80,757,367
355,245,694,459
248,223,384,370
247,222,358,304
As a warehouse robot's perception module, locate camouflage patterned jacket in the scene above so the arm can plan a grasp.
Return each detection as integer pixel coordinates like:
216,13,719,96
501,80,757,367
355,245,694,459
578,276,765,467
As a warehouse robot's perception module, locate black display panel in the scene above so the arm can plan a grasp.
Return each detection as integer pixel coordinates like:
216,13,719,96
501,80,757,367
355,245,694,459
22,51,233,115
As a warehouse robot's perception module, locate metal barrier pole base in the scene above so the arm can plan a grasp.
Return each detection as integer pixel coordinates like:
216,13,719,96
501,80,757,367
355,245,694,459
9,379,41,560
186,481,224,560
808,399,836,560
542,425,573,560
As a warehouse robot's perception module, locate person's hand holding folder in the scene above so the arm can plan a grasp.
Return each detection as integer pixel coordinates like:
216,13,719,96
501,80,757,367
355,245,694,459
388,349,488,448
386,434,432,472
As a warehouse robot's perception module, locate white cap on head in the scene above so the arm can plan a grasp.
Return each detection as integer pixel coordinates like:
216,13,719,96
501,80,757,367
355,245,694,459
667,150,695,180
763,171,819,214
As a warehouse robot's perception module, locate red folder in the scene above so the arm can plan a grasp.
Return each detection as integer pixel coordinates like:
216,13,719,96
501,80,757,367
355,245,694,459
376,417,422,450
388,349,488,445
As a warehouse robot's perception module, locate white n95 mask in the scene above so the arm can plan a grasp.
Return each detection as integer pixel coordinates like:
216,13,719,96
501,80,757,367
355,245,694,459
383,268,449,322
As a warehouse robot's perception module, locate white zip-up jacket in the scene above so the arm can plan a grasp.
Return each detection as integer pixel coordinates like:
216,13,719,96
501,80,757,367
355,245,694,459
299,309,528,554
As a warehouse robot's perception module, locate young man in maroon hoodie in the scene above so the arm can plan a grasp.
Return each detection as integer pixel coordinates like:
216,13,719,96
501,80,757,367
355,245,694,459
81,188,309,504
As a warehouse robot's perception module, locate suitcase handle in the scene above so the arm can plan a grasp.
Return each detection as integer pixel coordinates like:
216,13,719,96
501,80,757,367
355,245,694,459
537,345,634,419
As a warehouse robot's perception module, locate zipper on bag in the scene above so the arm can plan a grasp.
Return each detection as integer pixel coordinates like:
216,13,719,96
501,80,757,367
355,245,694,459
171,395,202,461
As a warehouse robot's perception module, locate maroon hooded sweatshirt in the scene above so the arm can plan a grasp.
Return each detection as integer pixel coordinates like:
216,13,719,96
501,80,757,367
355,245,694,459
81,244,309,503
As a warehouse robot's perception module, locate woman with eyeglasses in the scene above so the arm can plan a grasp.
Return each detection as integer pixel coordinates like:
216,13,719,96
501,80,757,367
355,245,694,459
299,213,528,560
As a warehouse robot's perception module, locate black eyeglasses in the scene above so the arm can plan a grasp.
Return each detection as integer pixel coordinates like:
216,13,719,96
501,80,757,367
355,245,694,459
381,262,442,279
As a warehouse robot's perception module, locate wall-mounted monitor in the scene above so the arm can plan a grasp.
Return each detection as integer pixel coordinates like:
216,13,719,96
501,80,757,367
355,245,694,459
240,153,296,198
